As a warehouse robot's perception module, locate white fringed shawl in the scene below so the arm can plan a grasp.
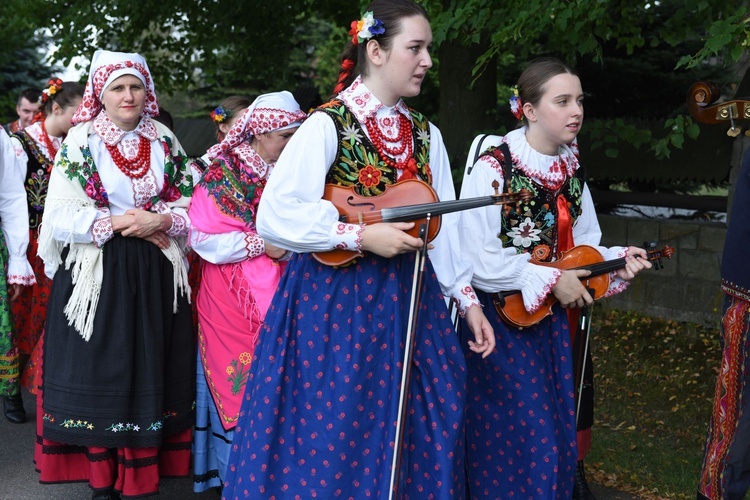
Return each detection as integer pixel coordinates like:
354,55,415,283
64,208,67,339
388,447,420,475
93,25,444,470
37,120,192,341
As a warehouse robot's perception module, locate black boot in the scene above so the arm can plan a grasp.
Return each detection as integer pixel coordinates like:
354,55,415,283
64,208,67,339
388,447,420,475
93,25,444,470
3,394,26,423
573,460,597,500
92,488,121,500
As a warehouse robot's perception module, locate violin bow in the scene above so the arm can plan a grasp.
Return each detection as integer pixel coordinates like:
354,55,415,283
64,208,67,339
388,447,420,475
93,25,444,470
575,288,594,428
389,215,431,499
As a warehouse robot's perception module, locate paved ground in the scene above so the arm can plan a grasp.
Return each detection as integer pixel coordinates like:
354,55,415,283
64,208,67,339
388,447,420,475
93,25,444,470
0,389,640,499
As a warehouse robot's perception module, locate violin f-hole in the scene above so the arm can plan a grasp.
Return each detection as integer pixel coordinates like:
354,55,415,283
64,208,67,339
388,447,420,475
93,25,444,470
346,196,376,211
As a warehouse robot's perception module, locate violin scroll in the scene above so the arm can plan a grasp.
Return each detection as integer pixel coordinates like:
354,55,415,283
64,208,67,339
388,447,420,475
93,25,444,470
687,81,750,136
643,241,675,271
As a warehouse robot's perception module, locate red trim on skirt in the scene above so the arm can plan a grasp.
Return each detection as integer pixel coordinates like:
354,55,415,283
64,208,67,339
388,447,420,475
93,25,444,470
35,389,191,498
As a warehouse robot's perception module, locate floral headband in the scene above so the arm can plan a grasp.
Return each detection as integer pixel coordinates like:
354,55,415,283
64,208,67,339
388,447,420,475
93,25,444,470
509,85,523,121
40,78,63,104
210,105,233,124
348,11,385,45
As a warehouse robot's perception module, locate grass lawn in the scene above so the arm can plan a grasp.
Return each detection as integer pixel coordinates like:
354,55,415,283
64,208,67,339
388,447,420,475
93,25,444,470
585,306,722,500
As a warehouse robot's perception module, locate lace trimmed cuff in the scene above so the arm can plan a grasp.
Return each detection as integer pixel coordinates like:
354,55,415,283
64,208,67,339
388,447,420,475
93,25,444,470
602,247,630,298
164,212,185,238
453,284,481,317
604,274,630,298
7,256,36,286
329,222,364,252
246,233,265,259
519,266,562,314
92,216,114,248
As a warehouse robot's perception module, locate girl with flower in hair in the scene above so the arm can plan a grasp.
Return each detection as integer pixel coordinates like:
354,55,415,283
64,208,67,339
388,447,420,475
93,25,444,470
5,79,84,422
458,57,652,499
221,1,495,498
188,91,305,493
35,50,194,500
190,95,252,179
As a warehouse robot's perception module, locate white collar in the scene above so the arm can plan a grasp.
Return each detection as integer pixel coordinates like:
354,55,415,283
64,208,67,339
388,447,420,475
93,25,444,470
503,127,580,188
339,75,412,123
92,112,159,146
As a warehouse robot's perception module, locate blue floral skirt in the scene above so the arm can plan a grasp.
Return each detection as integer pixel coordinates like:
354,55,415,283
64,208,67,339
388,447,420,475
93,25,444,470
461,291,577,499
222,252,467,499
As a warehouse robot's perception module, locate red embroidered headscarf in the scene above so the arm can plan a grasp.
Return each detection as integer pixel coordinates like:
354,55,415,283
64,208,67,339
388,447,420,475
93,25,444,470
72,50,159,125
207,91,306,162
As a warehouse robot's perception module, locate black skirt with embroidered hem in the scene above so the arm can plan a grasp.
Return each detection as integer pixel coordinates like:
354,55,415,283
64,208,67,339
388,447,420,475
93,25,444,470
42,235,195,449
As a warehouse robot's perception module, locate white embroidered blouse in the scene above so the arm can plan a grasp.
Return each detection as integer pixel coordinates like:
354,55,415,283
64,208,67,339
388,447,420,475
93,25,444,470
188,147,271,264
0,128,35,285
256,77,480,313
459,127,628,313
48,113,189,248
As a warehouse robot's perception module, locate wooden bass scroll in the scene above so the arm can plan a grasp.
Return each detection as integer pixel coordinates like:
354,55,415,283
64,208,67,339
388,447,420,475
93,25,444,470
687,81,750,135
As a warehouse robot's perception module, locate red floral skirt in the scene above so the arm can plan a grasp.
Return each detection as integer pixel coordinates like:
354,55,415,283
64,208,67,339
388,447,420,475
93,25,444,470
14,232,50,392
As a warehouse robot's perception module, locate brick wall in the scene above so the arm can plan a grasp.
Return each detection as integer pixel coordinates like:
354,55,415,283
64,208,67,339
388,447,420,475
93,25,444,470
598,214,725,327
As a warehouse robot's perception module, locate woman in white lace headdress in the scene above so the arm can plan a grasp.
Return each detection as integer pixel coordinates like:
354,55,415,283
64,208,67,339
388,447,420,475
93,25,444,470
35,49,195,500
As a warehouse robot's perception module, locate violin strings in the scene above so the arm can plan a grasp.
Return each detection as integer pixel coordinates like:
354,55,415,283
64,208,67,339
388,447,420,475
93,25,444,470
342,194,524,224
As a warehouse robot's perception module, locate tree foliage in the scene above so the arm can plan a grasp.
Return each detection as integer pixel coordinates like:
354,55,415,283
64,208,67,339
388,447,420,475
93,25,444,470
29,0,352,110
6,0,749,165
0,0,56,124
431,0,747,160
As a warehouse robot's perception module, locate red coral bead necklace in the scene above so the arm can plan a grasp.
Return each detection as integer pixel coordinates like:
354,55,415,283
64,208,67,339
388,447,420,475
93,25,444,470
365,114,413,169
39,120,59,161
106,135,152,179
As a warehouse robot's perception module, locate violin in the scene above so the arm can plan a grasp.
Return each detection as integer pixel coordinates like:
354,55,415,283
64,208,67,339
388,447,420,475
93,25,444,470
687,81,750,134
493,244,675,328
313,179,531,266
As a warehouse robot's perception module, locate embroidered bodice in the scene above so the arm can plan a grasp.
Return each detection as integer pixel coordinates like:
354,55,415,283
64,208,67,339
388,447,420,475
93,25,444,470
317,100,431,193
12,124,57,228
482,144,585,259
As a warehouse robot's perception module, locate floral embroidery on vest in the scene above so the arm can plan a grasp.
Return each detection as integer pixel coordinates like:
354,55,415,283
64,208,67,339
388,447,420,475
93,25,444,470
316,99,431,193
12,130,51,229
484,146,584,260
57,135,192,211
198,152,265,228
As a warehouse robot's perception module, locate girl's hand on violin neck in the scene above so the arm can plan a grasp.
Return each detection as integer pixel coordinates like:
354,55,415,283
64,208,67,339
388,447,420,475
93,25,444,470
361,222,425,258
464,306,496,358
615,246,653,280
552,269,594,309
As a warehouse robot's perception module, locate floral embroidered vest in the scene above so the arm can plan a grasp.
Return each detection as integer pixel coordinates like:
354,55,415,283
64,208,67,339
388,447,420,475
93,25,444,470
484,145,585,261
317,99,432,194
197,152,265,229
12,130,50,229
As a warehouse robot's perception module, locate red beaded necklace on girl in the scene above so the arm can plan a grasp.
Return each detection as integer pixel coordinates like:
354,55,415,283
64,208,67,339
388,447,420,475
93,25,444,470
105,135,152,179
364,114,413,169
39,120,59,162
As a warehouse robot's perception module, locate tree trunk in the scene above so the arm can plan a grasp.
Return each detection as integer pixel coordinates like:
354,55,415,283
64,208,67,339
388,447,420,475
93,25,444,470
437,40,497,178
